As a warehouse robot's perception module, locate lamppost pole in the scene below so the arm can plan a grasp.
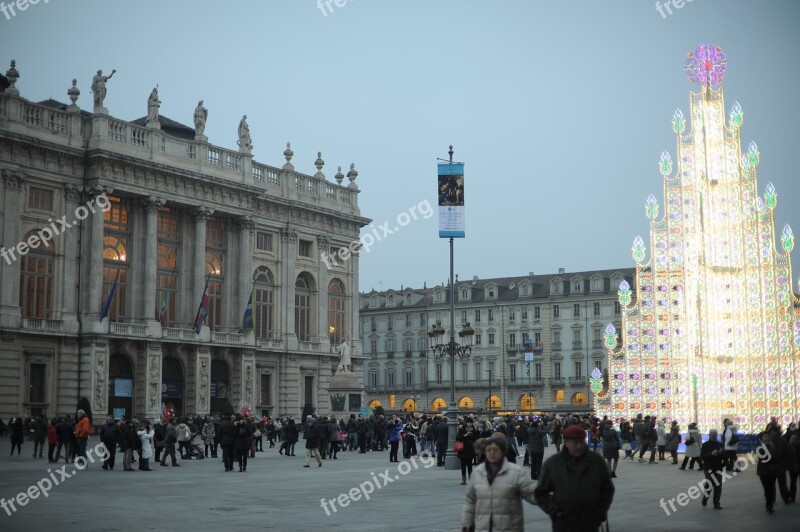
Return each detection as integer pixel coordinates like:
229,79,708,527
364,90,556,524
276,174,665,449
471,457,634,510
487,369,494,417
524,338,533,417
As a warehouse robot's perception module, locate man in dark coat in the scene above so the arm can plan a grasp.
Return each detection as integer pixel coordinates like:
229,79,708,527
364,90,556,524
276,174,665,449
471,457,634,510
233,415,252,472
435,416,449,467
303,416,323,467
535,424,615,531
159,418,180,467
100,415,120,470
700,428,725,509
528,421,546,480
219,414,235,472
55,417,73,463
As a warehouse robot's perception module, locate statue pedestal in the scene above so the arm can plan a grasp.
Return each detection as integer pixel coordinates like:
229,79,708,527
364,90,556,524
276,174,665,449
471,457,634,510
328,371,363,415
195,134,208,143
93,106,108,115
146,120,161,129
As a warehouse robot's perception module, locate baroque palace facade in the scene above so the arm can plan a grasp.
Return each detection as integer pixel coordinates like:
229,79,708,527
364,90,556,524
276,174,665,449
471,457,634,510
0,60,369,422
360,267,635,415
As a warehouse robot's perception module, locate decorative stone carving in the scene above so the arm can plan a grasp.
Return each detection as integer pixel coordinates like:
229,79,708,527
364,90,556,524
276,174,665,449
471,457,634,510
148,356,160,411
193,100,208,140
64,183,81,202
347,163,359,189
237,115,252,153
5,60,19,95
199,358,209,410
67,79,80,111
146,87,161,127
335,166,344,185
192,206,214,221
283,142,294,170
244,364,253,406
317,234,329,247
91,68,115,109
279,227,297,243
238,215,255,232
2,171,24,190
334,339,353,373
95,353,106,412
143,196,165,214
314,151,325,178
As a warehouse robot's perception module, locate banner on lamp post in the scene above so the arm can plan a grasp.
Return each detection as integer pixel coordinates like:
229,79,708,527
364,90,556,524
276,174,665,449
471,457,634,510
437,162,465,238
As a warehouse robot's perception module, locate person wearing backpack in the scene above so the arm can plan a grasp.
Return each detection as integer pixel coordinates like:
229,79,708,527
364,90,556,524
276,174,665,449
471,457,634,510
233,414,252,472
679,422,703,470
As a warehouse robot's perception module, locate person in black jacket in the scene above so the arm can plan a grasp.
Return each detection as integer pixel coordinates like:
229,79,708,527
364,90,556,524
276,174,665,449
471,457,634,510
233,414,252,472
435,417,449,466
55,417,72,463
100,415,120,470
303,416,323,467
534,424,615,532
219,414,235,471
528,421,547,480
700,429,725,509
456,424,476,485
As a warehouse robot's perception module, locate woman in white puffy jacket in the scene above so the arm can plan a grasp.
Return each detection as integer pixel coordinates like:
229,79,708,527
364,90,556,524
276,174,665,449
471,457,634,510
679,423,702,470
137,420,155,471
656,420,667,461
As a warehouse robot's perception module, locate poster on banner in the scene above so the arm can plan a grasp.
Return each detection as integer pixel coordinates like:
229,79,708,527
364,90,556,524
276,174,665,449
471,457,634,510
437,162,465,238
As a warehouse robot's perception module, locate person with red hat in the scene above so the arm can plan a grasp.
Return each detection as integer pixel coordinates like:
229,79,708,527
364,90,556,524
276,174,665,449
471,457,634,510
534,423,615,531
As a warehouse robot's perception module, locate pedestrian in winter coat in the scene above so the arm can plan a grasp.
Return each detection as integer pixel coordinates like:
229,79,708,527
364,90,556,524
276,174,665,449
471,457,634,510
461,436,537,532
656,420,667,460
456,425,477,484
756,429,790,513
137,421,154,471
327,416,341,459
787,434,800,503
551,418,563,453
722,419,740,472
680,423,702,470
202,420,216,458
233,415,253,472
527,422,547,481
535,424,615,532
47,420,58,463
32,416,47,458
303,416,323,467
100,416,120,470
665,422,681,464
601,421,620,477
219,415,235,471
176,420,192,459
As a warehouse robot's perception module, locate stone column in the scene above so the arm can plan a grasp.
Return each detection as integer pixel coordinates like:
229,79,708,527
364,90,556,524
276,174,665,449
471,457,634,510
61,184,82,333
350,234,363,357
195,346,211,416
238,216,255,330
280,227,298,349
192,207,212,335
143,197,165,332
317,235,331,353
145,343,163,420
240,349,256,411
0,171,24,328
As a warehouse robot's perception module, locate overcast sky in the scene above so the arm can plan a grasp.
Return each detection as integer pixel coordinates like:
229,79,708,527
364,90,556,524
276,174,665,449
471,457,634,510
2,0,798,293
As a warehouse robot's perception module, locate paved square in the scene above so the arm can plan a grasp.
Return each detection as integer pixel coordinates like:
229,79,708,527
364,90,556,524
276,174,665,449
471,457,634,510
1,441,797,531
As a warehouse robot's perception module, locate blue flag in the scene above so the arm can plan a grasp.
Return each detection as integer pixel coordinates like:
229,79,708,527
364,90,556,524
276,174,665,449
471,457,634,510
100,268,121,321
242,284,254,333
193,274,210,333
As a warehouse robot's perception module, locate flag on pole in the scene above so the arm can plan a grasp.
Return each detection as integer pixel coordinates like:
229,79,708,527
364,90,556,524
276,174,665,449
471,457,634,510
242,282,255,334
193,274,210,334
100,268,121,321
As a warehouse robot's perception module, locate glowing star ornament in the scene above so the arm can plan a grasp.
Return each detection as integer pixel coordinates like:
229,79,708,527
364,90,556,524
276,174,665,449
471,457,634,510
729,101,743,129
659,151,673,177
782,225,795,253
645,194,659,220
684,44,727,89
632,236,646,263
672,109,686,134
618,279,632,307
605,324,618,350
764,182,777,210
747,141,760,167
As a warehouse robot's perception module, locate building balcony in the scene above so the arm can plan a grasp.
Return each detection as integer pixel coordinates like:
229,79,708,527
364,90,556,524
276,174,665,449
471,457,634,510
569,377,586,386
532,344,543,352
572,341,583,350
592,340,603,349
110,322,149,337
212,330,247,345
550,377,565,386
162,327,198,341
256,336,285,350
20,317,64,334
552,342,562,351
405,349,414,358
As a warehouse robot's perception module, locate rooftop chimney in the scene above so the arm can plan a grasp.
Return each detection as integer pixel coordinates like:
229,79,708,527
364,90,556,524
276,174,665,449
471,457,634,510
558,268,565,275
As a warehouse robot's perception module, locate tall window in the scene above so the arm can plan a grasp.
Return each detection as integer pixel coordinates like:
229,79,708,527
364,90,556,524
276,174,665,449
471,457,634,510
509,364,517,382
593,302,601,316
406,313,412,328
260,374,272,406
554,362,561,380
405,368,413,387
370,338,377,354
205,217,225,330
553,331,561,347
157,207,179,326
534,306,541,320
553,305,560,319
328,278,346,345
534,332,542,347
574,361,582,378
370,370,378,387
295,273,314,341
509,333,516,348
573,303,580,318
475,334,481,346
475,362,482,382
254,267,275,340
521,307,528,320
488,333,495,345
102,196,129,322
436,364,443,384
595,361,602,371
474,309,481,323
461,310,467,324
488,309,494,322
19,230,54,318
614,301,622,315
535,363,542,380
509,308,516,321
388,315,394,330
29,363,46,402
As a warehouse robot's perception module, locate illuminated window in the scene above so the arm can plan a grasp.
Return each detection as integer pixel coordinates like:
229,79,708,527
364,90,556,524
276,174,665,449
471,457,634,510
554,389,565,403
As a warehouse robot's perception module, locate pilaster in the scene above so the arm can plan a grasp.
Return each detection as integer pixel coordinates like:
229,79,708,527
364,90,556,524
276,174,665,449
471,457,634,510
0,171,24,329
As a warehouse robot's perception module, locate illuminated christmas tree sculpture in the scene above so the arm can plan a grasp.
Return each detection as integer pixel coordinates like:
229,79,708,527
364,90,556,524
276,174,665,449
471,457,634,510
603,45,800,433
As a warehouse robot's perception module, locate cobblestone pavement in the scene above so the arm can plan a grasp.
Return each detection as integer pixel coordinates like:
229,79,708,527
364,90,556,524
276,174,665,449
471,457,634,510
0,440,797,531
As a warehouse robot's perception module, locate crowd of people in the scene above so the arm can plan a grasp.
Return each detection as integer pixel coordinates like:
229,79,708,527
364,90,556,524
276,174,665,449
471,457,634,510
7,409,800,529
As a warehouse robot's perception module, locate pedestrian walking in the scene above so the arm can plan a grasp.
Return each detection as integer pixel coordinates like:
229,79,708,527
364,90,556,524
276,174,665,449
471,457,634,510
219,414,235,471
9,417,24,455
461,435,537,532
666,421,681,465
303,416,323,468
137,420,154,471
722,418,740,472
656,420,667,461
47,419,58,463
679,423,703,470
787,433,800,503
700,429,724,509
100,415,119,470
159,417,180,467
456,424,476,485
202,418,216,458
534,424,615,531
233,414,252,472
602,420,620,478
527,421,546,481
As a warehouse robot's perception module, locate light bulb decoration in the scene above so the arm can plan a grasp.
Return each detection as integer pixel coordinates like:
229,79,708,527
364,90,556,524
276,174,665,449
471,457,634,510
729,101,743,130
764,182,777,210
618,279,632,307
645,194,659,220
659,151,673,177
632,236,646,263
672,109,686,134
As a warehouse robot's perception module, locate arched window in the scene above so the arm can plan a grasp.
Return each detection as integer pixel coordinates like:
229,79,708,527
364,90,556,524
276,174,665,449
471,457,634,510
205,216,225,330
328,278,346,346
458,396,474,409
571,392,588,405
402,398,417,412
520,394,535,412
102,196,129,322
295,273,315,342
19,230,54,318
254,267,274,340
431,397,447,412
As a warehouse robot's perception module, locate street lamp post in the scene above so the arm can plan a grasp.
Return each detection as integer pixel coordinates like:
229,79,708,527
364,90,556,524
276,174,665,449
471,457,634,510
429,320,474,470
486,368,495,417
523,338,533,417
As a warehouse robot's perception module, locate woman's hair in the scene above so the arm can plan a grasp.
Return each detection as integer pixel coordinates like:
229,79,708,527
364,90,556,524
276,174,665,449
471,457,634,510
484,435,508,454
473,438,488,454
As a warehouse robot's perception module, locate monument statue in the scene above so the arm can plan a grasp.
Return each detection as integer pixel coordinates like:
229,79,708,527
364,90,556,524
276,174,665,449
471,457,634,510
193,100,207,138
91,69,115,108
334,339,353,373
237,114,252,151
146,87,161,125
